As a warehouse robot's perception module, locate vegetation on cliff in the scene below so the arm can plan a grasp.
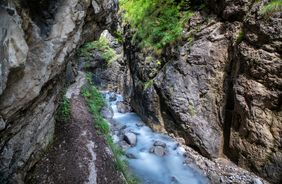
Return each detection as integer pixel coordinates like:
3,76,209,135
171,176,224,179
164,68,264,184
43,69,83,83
120,0,194,49
79,36,117,64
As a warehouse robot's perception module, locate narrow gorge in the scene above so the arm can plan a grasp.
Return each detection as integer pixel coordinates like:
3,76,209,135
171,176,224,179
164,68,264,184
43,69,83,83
0,0,281,184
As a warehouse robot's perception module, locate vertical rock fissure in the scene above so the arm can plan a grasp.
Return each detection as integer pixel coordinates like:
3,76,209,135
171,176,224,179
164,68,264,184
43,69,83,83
222,45,240,160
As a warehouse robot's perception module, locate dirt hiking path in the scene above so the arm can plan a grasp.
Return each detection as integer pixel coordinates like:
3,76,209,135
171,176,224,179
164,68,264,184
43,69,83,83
26,74,125,184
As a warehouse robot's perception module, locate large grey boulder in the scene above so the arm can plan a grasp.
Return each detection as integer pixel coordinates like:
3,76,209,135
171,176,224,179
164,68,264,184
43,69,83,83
123,132,137,146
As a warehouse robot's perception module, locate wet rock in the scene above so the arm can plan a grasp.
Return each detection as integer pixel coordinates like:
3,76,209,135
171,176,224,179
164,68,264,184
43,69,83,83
109,93,117,102
150,145,166,157
101,106,114,119
153,141,166,148
171,176,180,184
136,122,144,127
117,101,132,113
123,132,137,146
252,178,263,184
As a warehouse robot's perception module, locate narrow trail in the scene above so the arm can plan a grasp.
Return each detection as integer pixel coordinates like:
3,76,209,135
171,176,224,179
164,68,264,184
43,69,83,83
26,75,124,184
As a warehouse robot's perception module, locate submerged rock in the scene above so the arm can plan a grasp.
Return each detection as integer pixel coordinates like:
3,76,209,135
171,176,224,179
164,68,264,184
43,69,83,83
125,152,137,159
171,176,180,184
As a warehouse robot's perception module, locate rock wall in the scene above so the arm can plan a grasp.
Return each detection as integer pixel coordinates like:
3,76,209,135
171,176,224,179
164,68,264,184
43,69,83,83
122,0,281,183
0,0,117,183
227,2,282,183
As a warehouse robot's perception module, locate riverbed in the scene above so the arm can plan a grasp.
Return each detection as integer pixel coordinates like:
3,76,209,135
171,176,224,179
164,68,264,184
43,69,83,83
103,92,209,184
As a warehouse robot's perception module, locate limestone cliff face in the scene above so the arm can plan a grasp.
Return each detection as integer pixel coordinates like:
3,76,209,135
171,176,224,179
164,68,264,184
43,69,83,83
121,0,281,183
0,0,117,183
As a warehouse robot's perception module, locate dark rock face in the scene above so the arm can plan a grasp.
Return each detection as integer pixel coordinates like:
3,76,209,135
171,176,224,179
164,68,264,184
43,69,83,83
0,0,117,183
122,1,281,183
227,3,282,183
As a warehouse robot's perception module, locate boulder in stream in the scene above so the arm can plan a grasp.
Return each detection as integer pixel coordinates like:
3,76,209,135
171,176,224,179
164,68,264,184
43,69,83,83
123,132,137,146
150,146,166,157
150,141,167,156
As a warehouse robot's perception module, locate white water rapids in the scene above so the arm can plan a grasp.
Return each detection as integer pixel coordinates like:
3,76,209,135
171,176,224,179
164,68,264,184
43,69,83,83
103,92,209,184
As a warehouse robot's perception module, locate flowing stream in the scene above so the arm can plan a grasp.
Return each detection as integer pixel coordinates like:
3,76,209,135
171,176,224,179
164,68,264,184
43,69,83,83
103,92,209,184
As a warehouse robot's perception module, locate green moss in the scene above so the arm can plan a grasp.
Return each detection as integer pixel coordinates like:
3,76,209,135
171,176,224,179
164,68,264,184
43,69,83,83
56,96,71,122
260,0,282,16
156,60,161,65
82,73,138,184
188,103,196,117
144,79,154,90
120,0,194,50
236,30,245,44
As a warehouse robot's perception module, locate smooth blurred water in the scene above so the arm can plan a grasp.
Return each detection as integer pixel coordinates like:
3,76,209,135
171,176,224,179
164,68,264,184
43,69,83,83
103,92,209,184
